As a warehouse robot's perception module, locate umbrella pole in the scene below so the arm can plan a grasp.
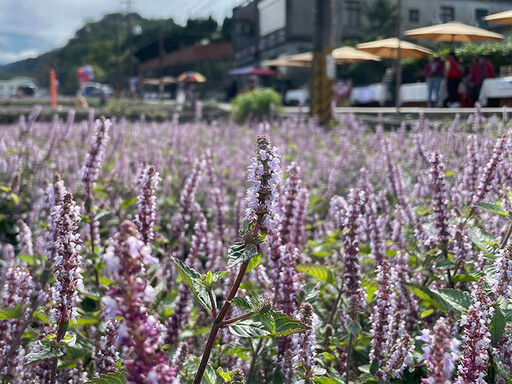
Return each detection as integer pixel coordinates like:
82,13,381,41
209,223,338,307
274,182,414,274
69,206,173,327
395,0,402,116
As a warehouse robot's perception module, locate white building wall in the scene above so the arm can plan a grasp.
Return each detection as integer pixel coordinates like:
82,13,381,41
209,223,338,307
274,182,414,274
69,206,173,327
397,0,512,32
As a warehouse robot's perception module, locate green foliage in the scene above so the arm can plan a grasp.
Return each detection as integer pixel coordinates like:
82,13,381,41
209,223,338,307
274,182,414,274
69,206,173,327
228,311,307,338
230,88,283,123
362,0,397,40
226,242,258,268
85,373,126,384
0,307,22,320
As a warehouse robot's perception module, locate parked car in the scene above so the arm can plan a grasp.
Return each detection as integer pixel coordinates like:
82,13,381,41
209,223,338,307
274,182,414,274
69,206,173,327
285,84,309,106
78,82,114,98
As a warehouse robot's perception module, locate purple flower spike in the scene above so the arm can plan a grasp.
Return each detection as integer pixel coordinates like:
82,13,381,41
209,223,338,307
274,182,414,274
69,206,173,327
81,117,110,200
455,280,493,384
135,165,161,244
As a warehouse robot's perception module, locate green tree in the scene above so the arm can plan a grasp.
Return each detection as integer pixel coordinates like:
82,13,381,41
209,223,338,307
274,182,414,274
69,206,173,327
363,0,397,40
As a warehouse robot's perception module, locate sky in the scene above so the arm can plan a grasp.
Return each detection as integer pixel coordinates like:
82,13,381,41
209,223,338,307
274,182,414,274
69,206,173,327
0,0,244,64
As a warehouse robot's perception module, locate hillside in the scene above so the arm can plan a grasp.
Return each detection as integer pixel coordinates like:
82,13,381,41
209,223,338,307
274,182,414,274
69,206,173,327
0,12,231,94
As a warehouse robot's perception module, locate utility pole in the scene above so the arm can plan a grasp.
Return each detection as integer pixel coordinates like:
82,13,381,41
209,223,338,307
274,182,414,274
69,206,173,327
395,0,402,115
311,0,334,126
158,29,165,101
122,0,136,76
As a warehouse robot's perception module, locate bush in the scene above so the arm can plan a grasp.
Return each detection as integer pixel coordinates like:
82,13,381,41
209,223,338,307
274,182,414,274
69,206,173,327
230,88,282,122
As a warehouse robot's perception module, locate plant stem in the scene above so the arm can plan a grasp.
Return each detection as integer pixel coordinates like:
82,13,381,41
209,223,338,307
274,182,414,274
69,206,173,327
345,334,353,384
500,223,512,249
247,339,264,382
193,259,250,384
50,316,68,384
208,288,217,318
327,285,343,326
221,311,255,327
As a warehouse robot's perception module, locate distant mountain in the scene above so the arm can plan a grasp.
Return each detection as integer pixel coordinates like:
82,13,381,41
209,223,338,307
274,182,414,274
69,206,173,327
0,12,230,94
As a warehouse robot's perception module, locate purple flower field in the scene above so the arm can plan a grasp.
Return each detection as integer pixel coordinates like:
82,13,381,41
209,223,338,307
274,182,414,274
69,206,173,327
1,106,512,384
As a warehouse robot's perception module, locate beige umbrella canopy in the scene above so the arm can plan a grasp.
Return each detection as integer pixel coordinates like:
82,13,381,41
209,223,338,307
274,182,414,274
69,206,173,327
263,48,380,68
484,10,512,25
332,46,381,63
261,57,310,68
405,22,503,42
356,38,433,59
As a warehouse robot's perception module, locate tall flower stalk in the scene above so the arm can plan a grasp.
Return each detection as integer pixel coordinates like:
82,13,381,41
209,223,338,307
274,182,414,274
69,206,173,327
49,192,83,384
102,220,176,383
455,279,493,384
81,116,110,272
193,136,281,384
135,165,161,244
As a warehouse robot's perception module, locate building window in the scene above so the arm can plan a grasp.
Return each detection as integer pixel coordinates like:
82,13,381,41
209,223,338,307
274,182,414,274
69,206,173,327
409,9,420,23
440,6,455,23
344,1,361,28
475,9,489,28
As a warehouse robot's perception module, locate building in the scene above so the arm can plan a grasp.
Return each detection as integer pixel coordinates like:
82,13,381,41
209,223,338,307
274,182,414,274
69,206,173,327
232,0,261,67
400,0,512,32
232,0,512,65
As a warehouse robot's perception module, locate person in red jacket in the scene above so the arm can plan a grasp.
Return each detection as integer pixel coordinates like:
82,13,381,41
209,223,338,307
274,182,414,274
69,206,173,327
444,52,464,107
470,55,496,104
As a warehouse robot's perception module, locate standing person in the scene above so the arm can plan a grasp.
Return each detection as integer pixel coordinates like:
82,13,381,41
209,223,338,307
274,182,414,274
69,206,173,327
383,63,397,107
424,56,444,107
444,52,464,107
470,55,496,105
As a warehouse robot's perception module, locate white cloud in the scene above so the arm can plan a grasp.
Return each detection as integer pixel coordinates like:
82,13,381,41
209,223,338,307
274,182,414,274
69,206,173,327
0,0,241,64
0,49,40,64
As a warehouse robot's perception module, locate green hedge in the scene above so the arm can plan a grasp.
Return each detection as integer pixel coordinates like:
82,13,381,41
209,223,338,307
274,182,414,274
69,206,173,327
231,88,283,123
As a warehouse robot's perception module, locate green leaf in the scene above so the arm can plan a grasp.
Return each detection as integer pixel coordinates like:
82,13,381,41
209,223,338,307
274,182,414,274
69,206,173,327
435,289,473,312
476,202,510,217
346,320,362,337
246,253,261,273
25,346,64,365
0,307,22,320
174,258,212,312
120,196,138,211
200,271,228,288
369,360,379,376
70,316,99,327
227,242,258,268
59,332,77,347
420,309,434,318
217,367,232,382
471,228,500,256
33,311,49,323
404,283,449,311
491,308,506,346
229,314,274,338
231,297,253,312
85,373,125,384
296,264,335,285
452,274,479,283
273,312,308,337
314,378,341,384
10,193,19,205
202,364,219,384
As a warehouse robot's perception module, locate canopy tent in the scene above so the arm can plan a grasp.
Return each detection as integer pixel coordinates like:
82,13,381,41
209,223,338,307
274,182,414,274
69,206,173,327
356,38,433,59
405,22,503,42
227,66,276,76
484,10,512,25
